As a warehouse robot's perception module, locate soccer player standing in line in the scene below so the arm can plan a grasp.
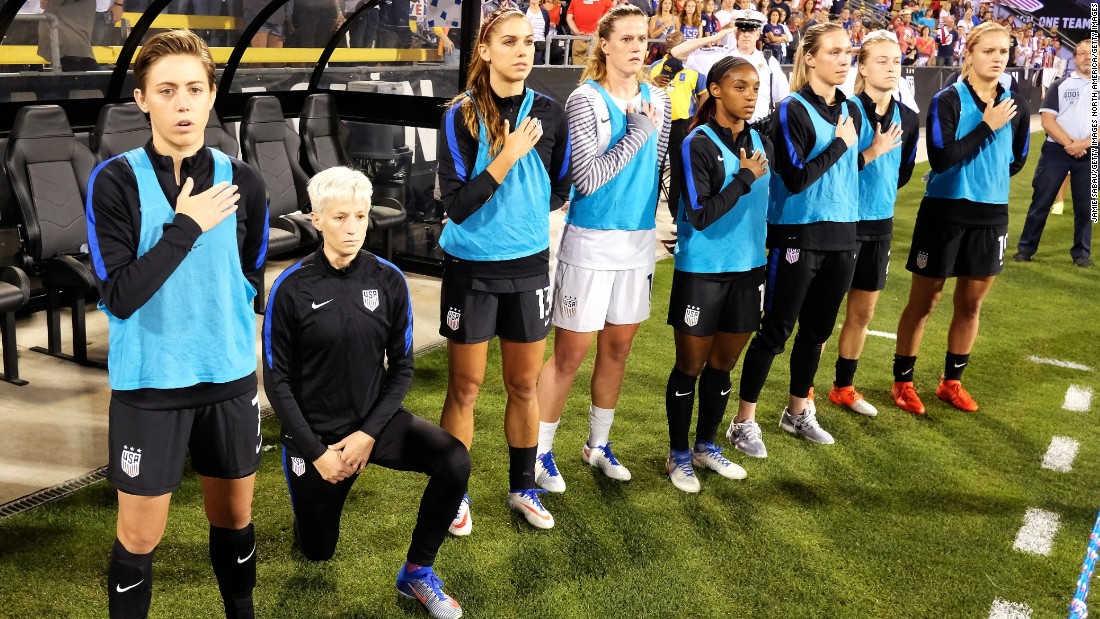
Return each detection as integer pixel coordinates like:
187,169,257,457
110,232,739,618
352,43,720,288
436,8,571,532
829,30,920,417
664,57,771,493
892,21,1029,414
535,5,671,495
264,167,470,619
728,23,861,457
87,30,267,619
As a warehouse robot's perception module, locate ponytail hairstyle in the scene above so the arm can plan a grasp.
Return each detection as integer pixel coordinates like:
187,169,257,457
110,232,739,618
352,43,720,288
690,56,755,130
854,29,900,94
580,4,652,85
789,22,846,91
959,20,1010,81
446,7,528,155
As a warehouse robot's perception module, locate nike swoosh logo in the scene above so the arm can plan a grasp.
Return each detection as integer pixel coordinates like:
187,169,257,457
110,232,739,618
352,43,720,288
953,363,967,368
675,391,693,397
902,368,913,375
599,117,610,122
115,580,144,593
716,156,723,161
312,299,333,309
255,441,262,454
237,545,256,564
721,388,732,396
523,504,552,520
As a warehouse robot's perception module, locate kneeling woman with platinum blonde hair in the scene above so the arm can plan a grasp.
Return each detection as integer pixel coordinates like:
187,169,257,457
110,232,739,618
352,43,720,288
264,166,471,619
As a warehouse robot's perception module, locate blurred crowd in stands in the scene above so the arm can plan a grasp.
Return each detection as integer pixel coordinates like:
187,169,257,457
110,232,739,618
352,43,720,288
0,0,1082,79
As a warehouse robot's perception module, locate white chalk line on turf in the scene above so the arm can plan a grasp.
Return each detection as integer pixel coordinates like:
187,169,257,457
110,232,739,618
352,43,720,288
1027,356,1095,372
988,598,1033,619
1041,436,1081,473
1063,386,1094,412
866,330,897,340
1013,508,1061,556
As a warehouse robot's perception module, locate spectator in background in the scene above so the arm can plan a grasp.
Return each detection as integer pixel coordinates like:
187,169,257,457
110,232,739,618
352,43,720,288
1041,37,1066,98
293,0,342,47
894,10,915,56
680,0,703,39
786,11,802,61
763,8,786,57
959,5,975,33
715,0,737,26
567,0,614,65
628,0,655,16
935,15,956,65
915,8,937,30
650,0,682,60
914,24,935,65
243,0,287,48
701,0,720,35
953,22,966,63
543,0,563,32
38,0,97,71
838,6,851,29
804,7,823,29
528,0,552,63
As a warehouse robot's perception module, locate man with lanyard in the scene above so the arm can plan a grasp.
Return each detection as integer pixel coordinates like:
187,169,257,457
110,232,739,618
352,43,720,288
1015,39,1096,268
669,9,791,129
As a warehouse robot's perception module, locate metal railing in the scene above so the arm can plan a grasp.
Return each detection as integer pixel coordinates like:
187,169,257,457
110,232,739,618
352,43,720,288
8,13,62,73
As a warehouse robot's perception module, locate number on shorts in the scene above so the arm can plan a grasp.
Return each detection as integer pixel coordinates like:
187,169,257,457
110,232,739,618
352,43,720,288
997,235,1007,264
647,273,654,299
535,286,552,320
758,283,765,313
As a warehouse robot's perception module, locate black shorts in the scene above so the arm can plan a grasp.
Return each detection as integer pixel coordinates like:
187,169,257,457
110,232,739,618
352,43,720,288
667,267,765,336
439,275,552,344
108,389,262,496
850,239,891,292
906,216,1009,278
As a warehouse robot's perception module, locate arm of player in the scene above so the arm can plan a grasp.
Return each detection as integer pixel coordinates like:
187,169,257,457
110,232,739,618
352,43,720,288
88,162,203,320
360,267,414,440
897,106,921,188
772,98,852,194
262,275,328,462
1008,95,1030,176
567,89,655,196
437,98,501,225
549,108,572,211
681,132,759,231
235,161,269,295
926,87,995,173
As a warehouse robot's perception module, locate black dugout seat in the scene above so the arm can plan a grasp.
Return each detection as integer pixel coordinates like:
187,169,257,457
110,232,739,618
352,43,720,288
206,108,240,159
299,94,406,259
3,105,102,367
0,266,31,386
239,96,319,252
91,103,151,160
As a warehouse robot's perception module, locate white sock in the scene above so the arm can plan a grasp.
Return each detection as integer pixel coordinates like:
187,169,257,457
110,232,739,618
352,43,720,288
537,420,559,456
587,404,615,448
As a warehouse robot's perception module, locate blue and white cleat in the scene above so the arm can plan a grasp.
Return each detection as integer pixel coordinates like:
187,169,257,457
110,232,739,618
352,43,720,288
396,564,463,619
666,450,701,493
535,451,566,493
692,442,748,480
447,494,471,537
581,441,632,481
508,488,555,529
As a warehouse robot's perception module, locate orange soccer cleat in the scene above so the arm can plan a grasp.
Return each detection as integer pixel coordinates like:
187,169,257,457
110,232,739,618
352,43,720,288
936,378,979,412
891,381,926,415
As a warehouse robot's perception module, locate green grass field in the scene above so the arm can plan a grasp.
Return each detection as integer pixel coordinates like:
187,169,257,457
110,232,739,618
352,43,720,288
1,133,1098,618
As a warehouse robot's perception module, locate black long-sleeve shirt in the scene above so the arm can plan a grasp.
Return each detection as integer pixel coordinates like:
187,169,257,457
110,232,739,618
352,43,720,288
263,248,414,462
854,92,921,240
437,89,571,280
924,79,1030,225
769,84,863,251
681,119,775,232
87,141,269,408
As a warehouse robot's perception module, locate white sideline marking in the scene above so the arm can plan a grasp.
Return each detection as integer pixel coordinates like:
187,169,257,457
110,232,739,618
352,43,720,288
1028,356,1094,372
1041,436,1081,473
867,330,898,340
1013,508,1061,556
988,599,1032,619
1063,386,1094,412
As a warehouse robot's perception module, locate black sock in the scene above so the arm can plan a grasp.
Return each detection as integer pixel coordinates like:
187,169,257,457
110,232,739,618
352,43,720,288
508,445,536,491
893,355,917,383
789,337,823,398
695,366,731,447
738,342,776,403
944,352,970,381
665,367,697,452
209,524,256,619
834,356,858,388
108,539,154,619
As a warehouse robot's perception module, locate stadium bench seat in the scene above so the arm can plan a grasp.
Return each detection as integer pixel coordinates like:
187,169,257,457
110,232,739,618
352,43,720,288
0,265,31,386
